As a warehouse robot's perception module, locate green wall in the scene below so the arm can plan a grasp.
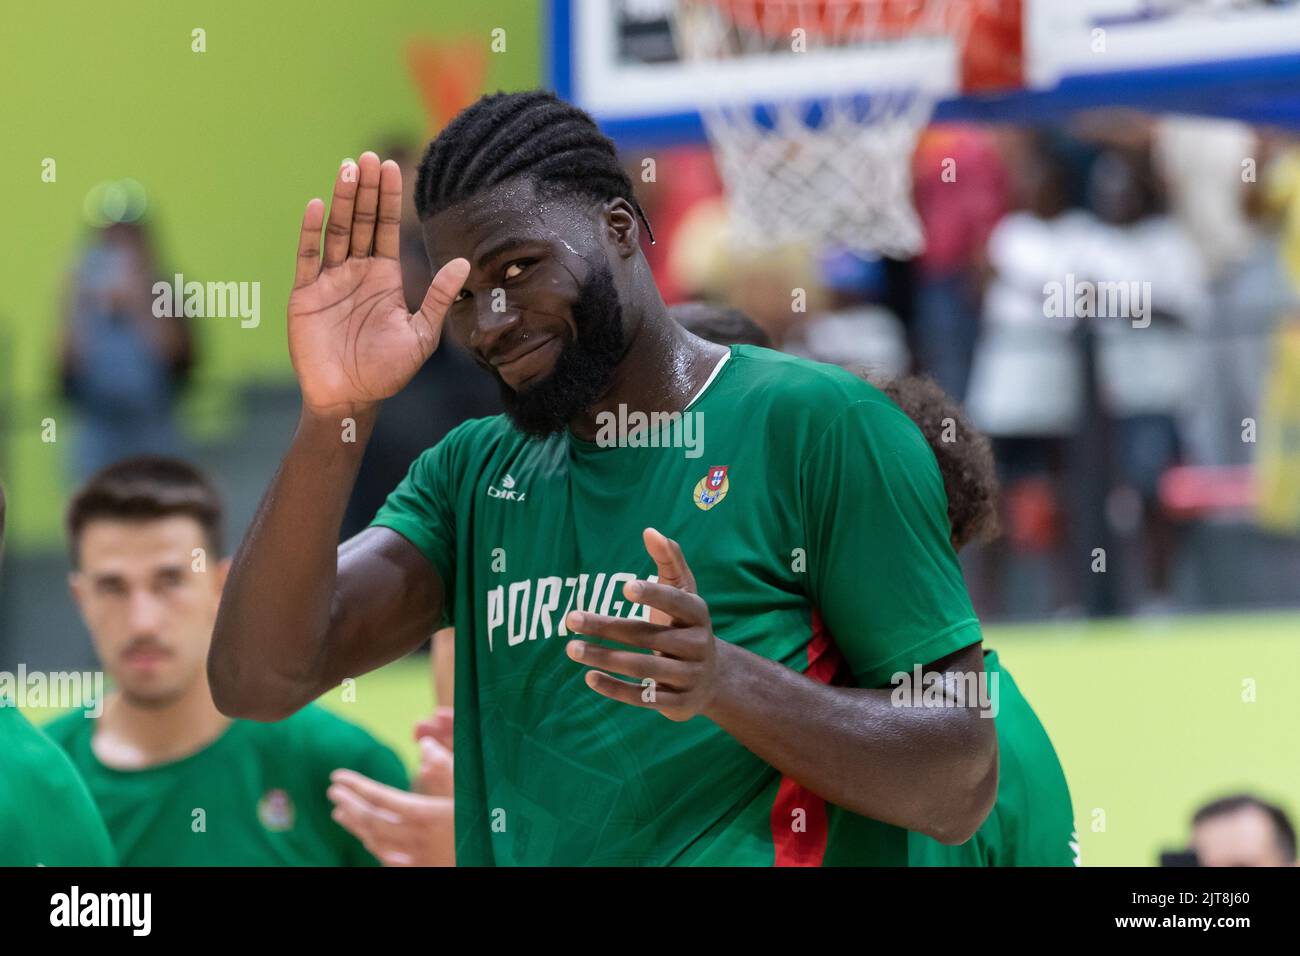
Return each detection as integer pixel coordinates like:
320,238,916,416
0,0,541,547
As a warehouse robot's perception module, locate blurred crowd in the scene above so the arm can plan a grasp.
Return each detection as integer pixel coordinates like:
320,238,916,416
59,219,193,481
634,115,1300,619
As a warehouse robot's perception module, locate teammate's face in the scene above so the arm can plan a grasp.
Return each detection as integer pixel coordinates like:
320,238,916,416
1192,807,1291,867
424,178,631,436
69,517,227,707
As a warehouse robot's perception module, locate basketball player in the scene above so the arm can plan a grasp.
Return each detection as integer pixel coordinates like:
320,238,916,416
45,458,407,865
210,91,997,865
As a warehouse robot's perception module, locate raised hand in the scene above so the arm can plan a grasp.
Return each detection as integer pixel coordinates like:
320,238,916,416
288,151,470,416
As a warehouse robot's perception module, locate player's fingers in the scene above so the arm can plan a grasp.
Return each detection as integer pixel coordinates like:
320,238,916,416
565,610,695,657
293,198,325,289
328,787,399,847
328,784,431,849
329,769,426,814
330,806,379,851
330,802,379,847
322,158,359,268
566,641,692,688
331,805,411,863
430,706,454,750
373,159,403,260
420,733,453,765
623,579,709,629
327,780,403,823
349,151,382,259
410,257,469,357
415,706,454,748
583,669,683,711
416,738,454,798
643,527,696,592
662,534,698,591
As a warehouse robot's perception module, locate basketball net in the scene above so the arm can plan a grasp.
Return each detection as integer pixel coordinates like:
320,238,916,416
671,0,979,257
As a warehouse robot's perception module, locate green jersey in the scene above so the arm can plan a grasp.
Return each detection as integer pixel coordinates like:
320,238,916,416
909,650,1077,866
44,702,407,866
0,701,116,866
373,344,982,865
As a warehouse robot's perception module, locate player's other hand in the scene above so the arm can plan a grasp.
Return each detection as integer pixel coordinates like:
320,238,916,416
412,707,454,797
414,705,454,750
288,151,470,417
328,769,454,867
565,528,719,722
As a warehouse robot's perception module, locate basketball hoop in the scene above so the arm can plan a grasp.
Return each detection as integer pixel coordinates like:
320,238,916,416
671,0,996,256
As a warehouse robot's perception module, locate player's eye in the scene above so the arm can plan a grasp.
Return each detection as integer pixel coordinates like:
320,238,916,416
503,259,536,281
453,288,471,304
156,569,184,590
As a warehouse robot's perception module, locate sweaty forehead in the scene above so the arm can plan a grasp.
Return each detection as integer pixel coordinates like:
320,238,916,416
422,177,603,270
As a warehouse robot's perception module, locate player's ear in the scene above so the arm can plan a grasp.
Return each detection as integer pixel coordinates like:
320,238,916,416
213,557,233,592
68,570,86,611
602,198,639,258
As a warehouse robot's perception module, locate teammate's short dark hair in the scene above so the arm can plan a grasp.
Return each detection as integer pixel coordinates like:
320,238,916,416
67,456,224,564
414,90,651,239
1192,794,1298,863
671,302,773,349
874,376,1000,552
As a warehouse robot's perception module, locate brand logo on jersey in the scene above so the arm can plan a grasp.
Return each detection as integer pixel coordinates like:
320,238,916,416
488,473,526,502
693,465,729,511
257,789,295,832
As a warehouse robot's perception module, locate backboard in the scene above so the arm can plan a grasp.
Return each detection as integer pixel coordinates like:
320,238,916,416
547,0,1300,145
547,0,966,146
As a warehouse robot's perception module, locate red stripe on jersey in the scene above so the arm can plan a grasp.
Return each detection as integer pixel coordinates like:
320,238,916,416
770,609,846,866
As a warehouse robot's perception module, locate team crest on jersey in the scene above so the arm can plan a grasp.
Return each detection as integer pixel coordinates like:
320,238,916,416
693,465,730,511
257,789,295,832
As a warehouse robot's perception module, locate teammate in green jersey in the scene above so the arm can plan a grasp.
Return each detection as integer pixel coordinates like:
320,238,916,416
873,377,1077,866
44,457,407,866
210,91,999,865
0,483,117,867
680,307,1077,866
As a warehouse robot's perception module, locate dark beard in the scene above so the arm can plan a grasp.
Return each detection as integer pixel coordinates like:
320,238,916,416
497,262,625,438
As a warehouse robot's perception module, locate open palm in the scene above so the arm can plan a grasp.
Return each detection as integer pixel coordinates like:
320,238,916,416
287,152,469,415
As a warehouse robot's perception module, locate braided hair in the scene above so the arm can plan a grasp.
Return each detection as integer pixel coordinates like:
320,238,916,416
415,90,653,242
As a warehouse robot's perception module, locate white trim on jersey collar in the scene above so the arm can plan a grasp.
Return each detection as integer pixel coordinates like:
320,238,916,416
684,348,731,411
